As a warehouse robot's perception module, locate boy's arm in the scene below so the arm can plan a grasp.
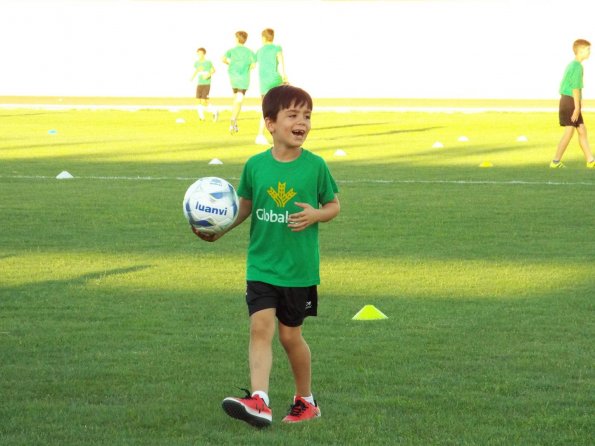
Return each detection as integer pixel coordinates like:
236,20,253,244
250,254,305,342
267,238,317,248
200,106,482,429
277,51,288,83
572,88,582,122
250,50,256,70
192,197,252,242
200,68,214,81
288,196,340,232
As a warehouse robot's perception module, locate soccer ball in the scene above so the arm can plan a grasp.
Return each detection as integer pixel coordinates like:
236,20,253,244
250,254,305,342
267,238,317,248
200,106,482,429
183,177,239,234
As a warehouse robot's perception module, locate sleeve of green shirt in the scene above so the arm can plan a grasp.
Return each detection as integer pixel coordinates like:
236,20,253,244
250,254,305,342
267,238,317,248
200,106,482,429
569,63,584,90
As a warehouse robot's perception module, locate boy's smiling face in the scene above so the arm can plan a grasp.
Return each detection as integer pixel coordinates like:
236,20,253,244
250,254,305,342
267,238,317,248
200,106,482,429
266,101,312,150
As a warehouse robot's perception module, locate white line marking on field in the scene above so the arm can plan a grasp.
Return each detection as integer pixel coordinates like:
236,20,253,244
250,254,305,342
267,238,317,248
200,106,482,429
1,174,593,187
4,104,595,113
341,178,595,186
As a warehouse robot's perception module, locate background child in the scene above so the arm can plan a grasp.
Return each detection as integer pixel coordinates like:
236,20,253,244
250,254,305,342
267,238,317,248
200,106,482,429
550,39,595,169
255,28,288,145
193,85,340,427
222,31,256,134
190,47,218,122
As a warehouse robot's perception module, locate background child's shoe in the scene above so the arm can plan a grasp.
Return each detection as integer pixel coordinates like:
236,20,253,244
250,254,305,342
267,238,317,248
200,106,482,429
550,160,566,169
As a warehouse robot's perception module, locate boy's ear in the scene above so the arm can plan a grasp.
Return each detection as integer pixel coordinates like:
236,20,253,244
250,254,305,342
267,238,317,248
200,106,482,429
265,117,276,133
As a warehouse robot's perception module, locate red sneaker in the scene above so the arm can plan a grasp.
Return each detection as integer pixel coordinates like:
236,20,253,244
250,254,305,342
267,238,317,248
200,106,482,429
222,389,272,428
282,396,321,423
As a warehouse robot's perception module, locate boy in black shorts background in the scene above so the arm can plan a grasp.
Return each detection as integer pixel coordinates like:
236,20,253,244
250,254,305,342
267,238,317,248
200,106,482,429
190,47,218,122
551,39,595,169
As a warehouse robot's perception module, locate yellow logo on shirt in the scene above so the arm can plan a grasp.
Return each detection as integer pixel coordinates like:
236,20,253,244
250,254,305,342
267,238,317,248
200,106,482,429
267,182,296,208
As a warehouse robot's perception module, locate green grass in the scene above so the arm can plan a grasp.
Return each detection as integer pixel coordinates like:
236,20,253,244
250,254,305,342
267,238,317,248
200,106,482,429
0,104,593,445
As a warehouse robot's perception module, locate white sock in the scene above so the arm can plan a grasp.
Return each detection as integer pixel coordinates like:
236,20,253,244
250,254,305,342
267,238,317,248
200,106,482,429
252,390,269,406
298,394,315,405
197,105,205,120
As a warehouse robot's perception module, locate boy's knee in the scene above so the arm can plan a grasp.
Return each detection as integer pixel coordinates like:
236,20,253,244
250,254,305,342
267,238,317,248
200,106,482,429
278,327,303,349
250,311,275,339
251,323,274,342
234,92,245,103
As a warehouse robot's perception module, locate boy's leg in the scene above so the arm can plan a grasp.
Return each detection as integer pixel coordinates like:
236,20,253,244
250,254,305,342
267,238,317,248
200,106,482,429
249,308,276,393
231,92,244,122
255,93,269,144
255,117,269,145
278,322,321,423
221,307,275,428
576,124,595,163
553,126,575,162
278,322,311,397
206,101,218,121
197,99,205,120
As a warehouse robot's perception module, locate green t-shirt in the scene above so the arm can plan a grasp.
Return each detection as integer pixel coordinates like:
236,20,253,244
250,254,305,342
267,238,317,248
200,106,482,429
559,60,584,96
256,43,283,95
224,45,256,90
237,149,339,287
194,59,213,86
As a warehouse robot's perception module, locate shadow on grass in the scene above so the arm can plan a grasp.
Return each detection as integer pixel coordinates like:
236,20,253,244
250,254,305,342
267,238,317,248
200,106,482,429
0,264,592,445
315,122,392,131
0,253,17,260
0,112,56,119
0,265,152,295
323,126,442,141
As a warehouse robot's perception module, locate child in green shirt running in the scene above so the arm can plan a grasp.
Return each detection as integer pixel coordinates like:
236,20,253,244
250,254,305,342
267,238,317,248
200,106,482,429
190,47,218,122
222,31,256,134
550,39,595,169
193,85,340,427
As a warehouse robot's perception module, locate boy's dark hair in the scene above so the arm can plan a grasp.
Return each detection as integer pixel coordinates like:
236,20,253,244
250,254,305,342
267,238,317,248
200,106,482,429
573,39,591,53
262,85,313,121
196,47,206,54
235,31,248,44
262,28,275,42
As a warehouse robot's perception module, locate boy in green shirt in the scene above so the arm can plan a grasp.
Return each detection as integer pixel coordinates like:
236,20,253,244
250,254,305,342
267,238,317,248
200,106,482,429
193,85,340,427
190,47,218,122
255,28,287,145
550,39,595,169
222,31,256,134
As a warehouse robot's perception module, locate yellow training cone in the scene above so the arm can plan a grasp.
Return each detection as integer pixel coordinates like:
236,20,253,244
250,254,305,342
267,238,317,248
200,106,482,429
352,305,388,321
479,161,493,168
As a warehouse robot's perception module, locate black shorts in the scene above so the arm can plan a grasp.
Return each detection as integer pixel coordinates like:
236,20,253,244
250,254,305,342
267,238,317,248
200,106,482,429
232,88,247,95
559,95,584,127
196,84,210,99
246,281,318,327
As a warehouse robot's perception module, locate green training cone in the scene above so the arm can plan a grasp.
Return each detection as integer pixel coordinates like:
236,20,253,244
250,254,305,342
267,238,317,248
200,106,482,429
352,305,388,321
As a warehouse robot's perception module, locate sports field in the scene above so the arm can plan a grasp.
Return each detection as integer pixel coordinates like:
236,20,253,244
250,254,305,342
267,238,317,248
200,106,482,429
0,101,593,445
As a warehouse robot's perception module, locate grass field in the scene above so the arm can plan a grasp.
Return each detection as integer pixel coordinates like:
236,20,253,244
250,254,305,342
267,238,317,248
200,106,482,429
0,102,593,445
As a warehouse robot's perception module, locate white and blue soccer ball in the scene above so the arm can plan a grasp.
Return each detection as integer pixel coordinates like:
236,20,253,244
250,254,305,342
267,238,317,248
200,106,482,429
183,177,239,234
